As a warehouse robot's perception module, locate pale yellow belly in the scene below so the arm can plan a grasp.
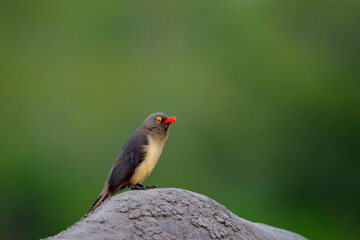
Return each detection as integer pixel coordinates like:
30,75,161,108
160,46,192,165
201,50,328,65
129,135,164,185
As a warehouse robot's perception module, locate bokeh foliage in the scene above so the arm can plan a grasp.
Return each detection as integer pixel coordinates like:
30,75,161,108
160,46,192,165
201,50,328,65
0,1,359,239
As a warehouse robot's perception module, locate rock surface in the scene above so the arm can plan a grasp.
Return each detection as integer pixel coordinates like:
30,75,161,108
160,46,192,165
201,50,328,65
44,188,307,240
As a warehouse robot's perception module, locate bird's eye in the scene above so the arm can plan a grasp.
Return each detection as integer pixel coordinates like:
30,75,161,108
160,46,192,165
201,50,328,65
156,117,162,123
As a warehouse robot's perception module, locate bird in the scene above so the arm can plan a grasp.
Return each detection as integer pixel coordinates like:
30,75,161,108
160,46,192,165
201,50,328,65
87,112,177,213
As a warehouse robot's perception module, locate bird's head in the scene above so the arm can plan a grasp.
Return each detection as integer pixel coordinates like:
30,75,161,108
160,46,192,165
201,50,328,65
141,112,177,136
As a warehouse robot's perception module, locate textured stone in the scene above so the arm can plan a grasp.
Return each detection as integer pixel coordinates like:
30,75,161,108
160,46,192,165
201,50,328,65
43,188,307,240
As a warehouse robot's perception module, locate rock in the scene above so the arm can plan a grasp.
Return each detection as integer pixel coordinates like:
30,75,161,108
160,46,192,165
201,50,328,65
44,188,307,240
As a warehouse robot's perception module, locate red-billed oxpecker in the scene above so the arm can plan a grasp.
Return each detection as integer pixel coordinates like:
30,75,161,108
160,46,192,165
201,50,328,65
88,112,176,213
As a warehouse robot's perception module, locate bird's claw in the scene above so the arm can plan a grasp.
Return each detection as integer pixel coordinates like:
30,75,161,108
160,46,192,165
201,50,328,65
130,184,146,190
130,184,160,190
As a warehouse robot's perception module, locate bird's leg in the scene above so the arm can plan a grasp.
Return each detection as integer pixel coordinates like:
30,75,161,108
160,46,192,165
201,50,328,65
130,184,160,190
130,184,147,190
145,184,160,189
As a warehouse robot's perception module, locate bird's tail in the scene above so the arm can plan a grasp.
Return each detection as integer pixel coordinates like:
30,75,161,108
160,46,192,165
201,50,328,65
88,190,111,213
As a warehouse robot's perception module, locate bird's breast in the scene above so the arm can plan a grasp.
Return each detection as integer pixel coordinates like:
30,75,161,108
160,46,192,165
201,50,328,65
129,135,165,185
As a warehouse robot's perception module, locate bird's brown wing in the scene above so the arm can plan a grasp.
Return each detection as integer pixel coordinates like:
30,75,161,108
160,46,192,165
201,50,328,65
107,132,148,194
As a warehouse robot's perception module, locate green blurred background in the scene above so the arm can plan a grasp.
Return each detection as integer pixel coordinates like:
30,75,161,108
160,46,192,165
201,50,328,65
1,1,359,239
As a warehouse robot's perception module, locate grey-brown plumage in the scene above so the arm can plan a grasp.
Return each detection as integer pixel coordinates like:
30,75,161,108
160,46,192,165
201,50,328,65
88,112,176,213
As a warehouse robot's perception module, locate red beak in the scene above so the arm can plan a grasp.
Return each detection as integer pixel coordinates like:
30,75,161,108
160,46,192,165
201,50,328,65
163,116,176,124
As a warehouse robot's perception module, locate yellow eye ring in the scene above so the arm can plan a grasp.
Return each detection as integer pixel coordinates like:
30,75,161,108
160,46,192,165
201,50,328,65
156,117,162,123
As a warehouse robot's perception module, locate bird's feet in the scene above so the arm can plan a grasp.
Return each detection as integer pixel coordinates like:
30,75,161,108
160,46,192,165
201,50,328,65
130,184,147,190
130,184,160,190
